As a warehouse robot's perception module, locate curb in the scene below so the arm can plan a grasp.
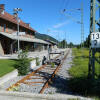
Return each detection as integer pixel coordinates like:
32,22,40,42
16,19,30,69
0,70,18,85
0,91,92,100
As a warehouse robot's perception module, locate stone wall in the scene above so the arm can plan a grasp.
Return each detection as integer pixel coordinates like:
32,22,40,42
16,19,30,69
0,40,4,55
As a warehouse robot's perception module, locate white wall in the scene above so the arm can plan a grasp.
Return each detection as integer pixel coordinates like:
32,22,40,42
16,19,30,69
0,40,4,55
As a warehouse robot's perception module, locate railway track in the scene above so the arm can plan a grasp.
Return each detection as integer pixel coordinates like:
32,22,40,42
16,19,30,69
6,49,70,94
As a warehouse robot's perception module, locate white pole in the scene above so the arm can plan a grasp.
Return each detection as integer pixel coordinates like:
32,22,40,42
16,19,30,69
17,13,20,54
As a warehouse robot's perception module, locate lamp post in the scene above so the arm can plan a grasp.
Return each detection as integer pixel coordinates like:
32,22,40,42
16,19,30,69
13,8,22,54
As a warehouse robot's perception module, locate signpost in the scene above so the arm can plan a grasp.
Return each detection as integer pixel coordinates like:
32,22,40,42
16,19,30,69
91,32,100,48
88,0,100,78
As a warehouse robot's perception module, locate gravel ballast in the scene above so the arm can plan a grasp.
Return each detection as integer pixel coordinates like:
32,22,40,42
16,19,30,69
0,49,68,93
0,49,93,100
44,49,73,94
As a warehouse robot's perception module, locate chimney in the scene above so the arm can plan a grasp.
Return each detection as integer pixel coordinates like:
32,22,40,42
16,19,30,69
0,4,5,14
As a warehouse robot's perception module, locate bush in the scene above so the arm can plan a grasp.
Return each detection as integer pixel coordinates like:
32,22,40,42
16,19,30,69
36,57,40,66
51,62,55,68
15,50,30,75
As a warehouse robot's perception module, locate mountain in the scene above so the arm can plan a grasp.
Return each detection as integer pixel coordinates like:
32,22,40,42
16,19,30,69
35,32,58,43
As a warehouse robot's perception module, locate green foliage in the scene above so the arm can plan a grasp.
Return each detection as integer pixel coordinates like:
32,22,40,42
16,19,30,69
58,39,67,48
67,98,80,100
83,34,90,48
77,45,81,49
68,48,100,97
69,48,89,78
0,59,16,77
51,62,55,68
35,32,58,43
69,42,74,48
12,86,19,91
15,50,30,75
36,57,40,66
68,77,100,96
94,97,100,100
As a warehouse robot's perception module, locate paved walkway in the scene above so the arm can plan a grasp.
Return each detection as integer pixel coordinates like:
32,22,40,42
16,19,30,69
0,91,92,100
0,50,48,59
0,49,66,59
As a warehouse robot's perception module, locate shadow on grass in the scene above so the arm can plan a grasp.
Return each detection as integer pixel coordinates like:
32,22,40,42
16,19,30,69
67,76,100,97
74,56,89,59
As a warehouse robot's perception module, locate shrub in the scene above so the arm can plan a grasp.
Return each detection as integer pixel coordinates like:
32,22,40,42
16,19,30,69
36,57,40,66
51,62,55,68
15,50,30,75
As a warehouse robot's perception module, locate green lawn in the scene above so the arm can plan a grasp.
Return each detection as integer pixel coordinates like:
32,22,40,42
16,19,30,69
0,59,17,77
69,48,89,78
69,48,100,78
68,48,100,97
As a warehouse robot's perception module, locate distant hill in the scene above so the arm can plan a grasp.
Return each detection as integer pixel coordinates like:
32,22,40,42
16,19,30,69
35,32,58,43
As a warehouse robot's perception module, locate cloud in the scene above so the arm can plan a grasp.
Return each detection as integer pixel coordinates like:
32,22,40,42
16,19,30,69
53,21,69,29
48,29,65,33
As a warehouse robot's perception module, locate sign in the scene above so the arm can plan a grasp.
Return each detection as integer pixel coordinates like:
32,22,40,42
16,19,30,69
91,32,100,48
12,32,26,35
19,32,25,35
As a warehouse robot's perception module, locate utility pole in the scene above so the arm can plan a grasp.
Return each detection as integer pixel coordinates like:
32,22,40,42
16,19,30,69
81,2,84,48
64,31,67,48
62,2,84,48
57,32,59,48
88,0,100,78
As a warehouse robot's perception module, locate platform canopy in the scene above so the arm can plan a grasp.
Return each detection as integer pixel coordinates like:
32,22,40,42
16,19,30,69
0,32,50,45
45,39,57,45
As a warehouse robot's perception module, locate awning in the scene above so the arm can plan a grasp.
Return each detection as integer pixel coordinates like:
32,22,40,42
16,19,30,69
0,32,50,45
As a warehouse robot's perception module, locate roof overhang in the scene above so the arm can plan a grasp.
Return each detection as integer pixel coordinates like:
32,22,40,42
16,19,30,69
0,32,50,45
45,39,57,45
0,13,36,32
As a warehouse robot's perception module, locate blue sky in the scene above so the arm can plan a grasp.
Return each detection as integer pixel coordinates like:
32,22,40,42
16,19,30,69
0,0,90,44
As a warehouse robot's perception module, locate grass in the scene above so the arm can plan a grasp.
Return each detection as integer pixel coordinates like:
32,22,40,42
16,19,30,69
0,59,17,77
69,48,100,78
69,48,89,78
68,48,100,98
67,99,80,100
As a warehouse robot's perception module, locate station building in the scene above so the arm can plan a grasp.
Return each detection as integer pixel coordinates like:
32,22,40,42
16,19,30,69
45,39,58,50
0,4,49,55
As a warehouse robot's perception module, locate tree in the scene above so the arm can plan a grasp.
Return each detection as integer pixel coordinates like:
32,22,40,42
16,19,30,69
84,35,90,48
69,42,74,48
58,39,67,48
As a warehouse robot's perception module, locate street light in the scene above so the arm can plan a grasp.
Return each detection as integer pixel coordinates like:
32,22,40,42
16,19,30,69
13,8,22,54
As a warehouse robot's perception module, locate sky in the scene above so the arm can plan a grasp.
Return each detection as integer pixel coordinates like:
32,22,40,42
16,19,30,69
0,0,90,44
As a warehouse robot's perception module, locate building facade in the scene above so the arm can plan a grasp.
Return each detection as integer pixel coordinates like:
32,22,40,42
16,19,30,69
0,4,49,55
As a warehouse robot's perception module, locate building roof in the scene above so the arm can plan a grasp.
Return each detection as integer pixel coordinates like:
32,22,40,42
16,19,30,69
0,32,50,44
0,11,36,32
45,39,57,45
